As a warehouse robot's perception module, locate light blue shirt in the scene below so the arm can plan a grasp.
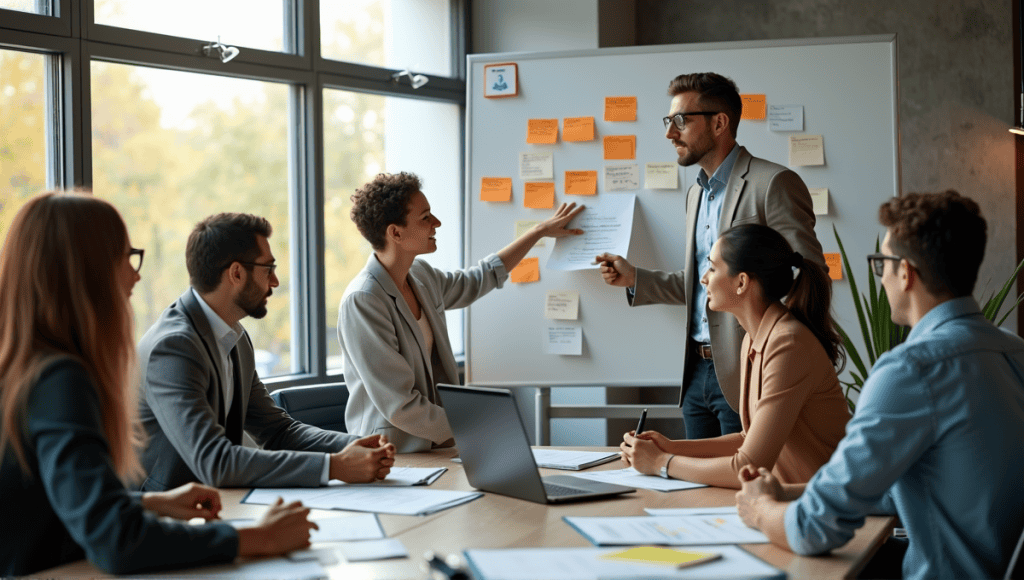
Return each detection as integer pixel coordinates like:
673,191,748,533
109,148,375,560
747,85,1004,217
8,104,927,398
690,145,739,343
784,297,1024,579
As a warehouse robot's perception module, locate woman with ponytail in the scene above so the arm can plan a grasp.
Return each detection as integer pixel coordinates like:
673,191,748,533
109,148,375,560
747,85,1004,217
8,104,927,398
620,224,850,489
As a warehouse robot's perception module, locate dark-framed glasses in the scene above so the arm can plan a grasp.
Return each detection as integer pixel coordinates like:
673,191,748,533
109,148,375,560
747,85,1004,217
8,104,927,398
236,260,277,275
662,111,721,130
128,248,144,273
867,253,902,277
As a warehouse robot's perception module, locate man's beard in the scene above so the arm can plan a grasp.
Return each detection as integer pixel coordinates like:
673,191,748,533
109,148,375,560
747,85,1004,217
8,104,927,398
236,279,270,319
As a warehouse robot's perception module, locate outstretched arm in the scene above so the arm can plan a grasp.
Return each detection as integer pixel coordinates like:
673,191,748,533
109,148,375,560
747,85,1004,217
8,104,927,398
497,202,585,271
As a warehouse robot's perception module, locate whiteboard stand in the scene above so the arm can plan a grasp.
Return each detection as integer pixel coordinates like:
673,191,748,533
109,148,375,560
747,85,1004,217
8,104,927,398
534,386,683,445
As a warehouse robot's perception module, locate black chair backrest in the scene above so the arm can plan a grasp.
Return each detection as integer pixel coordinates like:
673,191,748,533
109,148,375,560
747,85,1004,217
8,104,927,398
1007,523,1024,580
270,382,349,433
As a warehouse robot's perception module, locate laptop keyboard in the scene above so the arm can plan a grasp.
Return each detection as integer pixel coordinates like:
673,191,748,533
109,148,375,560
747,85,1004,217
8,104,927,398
544,482,587,498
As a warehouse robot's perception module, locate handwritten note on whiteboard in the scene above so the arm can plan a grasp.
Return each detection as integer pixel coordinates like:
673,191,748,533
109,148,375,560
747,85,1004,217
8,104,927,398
547,194,635,271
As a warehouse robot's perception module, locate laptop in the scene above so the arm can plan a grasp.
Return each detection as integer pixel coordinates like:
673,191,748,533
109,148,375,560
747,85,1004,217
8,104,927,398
437,384,636,504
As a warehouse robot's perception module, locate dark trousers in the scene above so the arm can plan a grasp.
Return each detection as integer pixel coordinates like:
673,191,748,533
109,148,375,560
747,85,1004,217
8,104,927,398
682,357,742,439
857,536,908,579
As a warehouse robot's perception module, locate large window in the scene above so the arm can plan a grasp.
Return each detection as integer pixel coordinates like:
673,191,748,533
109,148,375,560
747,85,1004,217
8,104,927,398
0,0,466,387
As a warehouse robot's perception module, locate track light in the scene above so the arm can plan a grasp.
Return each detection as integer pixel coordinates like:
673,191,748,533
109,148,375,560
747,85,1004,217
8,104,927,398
202,36,240,64
392,69,429,89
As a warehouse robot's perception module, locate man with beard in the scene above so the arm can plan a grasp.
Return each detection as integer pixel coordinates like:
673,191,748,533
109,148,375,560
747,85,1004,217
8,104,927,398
596,73,825,440
138,213,395,491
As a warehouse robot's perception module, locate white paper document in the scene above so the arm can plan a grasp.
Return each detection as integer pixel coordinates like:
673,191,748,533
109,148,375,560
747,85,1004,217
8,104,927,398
604,163,640,191
564,514,769,546
572,467,708,492
225,513,386,543
531,449,619,470
339,538,408,562
646,506,739,516
515,220,544,246
808,187,829,215
768,104,804,131
464,546,784,580
137,558,326,580
334,466,445,487
544,290,580,320
545,325,583,356
644,162,680,189
243,486,482,516
788,135,825,166
546,193,635,271
520,152,554,180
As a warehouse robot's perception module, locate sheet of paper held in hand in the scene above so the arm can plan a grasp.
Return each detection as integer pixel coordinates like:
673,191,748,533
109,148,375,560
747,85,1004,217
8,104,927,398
546,193,636,271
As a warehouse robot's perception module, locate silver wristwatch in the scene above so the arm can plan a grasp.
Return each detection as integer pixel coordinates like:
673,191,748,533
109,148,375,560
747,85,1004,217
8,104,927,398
660,454,675,479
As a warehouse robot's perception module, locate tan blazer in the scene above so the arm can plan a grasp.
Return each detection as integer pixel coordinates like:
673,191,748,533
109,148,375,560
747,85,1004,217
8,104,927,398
339,253,508,453
735,303,850,484
630,146,825,410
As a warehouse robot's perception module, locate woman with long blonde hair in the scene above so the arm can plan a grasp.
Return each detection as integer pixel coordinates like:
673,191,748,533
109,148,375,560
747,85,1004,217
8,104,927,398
0,192,315,576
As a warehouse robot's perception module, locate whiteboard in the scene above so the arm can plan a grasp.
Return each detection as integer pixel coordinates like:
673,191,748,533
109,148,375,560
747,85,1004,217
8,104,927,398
463,35,899,386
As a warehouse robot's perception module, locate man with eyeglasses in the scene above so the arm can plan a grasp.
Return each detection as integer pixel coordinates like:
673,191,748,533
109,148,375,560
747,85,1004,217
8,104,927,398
596,72,824,440
137,212,395,492
736,191,1024,579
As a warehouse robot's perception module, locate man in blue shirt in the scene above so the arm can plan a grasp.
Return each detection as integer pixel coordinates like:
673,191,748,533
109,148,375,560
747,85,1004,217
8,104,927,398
595,73,824,439
735,190,1024,579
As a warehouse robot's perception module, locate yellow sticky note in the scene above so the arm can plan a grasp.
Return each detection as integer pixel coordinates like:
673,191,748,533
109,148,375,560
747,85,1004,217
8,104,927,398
564,171,598,196
480,177,512,202
510,257,540,284
741,94,766,120
527,119,559,144
545,290,579,320
809,187,829,215
524,182,555,208
604,96,637,122
515,220,543,246
603,135,636,160
601,546,720,568
825,253,843,280
563,116,596,142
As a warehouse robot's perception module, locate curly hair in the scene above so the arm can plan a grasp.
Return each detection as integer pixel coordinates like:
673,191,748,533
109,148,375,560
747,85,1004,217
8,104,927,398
350,172,422,251
667,72,743,137
878,190,987,298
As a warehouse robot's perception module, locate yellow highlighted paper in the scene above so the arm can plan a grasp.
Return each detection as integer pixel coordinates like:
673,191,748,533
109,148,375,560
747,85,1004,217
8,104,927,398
601,546,721,569
527,119,559,144
563,117,596,142
524,182,555,208
825,253,843,280
564,171,598,195
480,177,512,202
604,96,637,122
603,135,636,160
741,94,766,120
510,257,540,284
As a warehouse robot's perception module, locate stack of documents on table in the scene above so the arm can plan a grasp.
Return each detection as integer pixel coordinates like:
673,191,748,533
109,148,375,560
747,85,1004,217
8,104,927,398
337,466,446,486
226,513,386,542
531,449,620,470
243,485,481,516
137,557,325,580
463,546,784,580
571,467,708,491
563,514,769,546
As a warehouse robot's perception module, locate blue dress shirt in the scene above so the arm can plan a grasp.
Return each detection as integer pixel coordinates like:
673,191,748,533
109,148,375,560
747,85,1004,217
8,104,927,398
784,297,1024,579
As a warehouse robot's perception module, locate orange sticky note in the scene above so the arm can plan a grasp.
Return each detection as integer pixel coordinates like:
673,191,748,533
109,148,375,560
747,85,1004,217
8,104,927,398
563,117,595,142
604,96,637,122
824,253,843,280
524,182,555,208
603,135,636,160
480,177,512,202
527,119,559,144
741,94,767,120
510,257,540,284
565,171,598,196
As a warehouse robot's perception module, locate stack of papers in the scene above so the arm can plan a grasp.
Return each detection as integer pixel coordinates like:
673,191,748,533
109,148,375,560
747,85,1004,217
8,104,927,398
243,486,482,516
571,467,708,492
563,514,769,546
335,466,446,486
463,546,784,580
531,449,620,470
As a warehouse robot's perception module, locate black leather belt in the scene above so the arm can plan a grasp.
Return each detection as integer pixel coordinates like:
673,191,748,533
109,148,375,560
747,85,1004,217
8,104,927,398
694,342,713,360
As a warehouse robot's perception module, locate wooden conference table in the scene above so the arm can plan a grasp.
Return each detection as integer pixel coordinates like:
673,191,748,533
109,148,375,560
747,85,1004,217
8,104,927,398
43,447,894,579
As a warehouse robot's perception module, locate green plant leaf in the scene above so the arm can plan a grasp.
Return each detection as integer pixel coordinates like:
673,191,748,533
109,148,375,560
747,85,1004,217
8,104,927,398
983,258,1024,323
997,291,1024,327
836,322,868,380
834,225,875,362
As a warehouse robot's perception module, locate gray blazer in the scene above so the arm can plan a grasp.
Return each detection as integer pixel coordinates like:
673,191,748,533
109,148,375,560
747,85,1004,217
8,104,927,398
630,146,825,411
138,289,356,490
340,253,508,453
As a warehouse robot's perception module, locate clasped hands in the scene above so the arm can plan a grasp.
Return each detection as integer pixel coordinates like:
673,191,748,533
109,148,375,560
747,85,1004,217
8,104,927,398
618,429,673,475
330,433,397,482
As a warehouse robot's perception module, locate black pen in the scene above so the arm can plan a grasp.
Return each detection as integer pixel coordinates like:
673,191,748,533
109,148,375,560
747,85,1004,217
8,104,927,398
635,408,648,436
425,552,469,580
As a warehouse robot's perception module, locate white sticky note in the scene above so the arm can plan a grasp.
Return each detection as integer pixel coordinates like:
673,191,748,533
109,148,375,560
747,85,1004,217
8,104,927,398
515,220,544,247
520,152,554,180
644,162,679,189
604,163,640,191
545,290,580,320
338,538,408,562
788,135,825,166
545,326,583,355
768,105,804,131
808,187,829,215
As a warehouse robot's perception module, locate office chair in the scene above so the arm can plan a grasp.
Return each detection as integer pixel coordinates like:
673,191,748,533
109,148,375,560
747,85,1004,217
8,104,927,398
270,382,349,433
1007,522,1024,580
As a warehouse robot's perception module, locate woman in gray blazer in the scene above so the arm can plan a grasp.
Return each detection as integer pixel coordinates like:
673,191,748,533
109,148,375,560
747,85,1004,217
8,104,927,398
340,172,584,452
0,193,316,576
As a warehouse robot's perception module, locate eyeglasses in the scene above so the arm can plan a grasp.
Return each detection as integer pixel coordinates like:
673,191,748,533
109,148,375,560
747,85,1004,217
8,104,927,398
236,260,277,275
867,253,903,277
662,111,721,131
128,248,144,273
